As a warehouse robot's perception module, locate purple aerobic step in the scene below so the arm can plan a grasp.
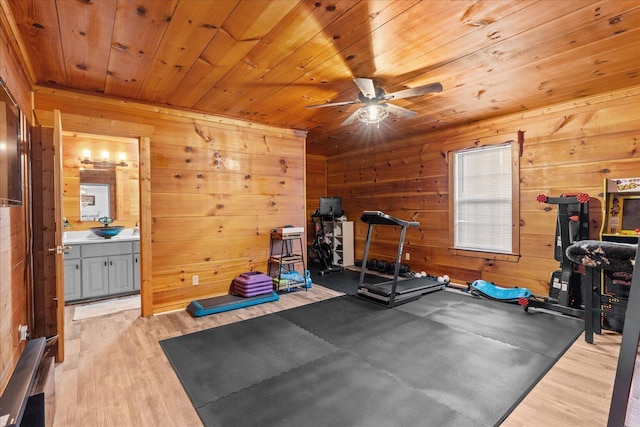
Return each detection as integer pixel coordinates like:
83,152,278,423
233,278,273,297
233,281,272,293
233,276,272,289
239,271,273,284
234,287,274,297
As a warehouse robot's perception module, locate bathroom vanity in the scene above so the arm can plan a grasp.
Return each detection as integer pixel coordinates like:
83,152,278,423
63,230,140,302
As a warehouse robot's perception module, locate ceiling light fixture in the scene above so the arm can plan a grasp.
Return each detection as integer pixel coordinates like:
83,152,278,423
357,104,388,126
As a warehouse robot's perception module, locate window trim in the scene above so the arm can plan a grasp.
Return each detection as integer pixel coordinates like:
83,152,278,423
448,139,520,261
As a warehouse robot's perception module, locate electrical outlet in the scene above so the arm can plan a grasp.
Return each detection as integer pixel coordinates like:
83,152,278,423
18,324,28,342
192,275,199,285
405,253,410,261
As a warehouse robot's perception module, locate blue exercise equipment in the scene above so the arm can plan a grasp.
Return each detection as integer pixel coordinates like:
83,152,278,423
470,280,531,302
187,291,279,317
276,269,312,290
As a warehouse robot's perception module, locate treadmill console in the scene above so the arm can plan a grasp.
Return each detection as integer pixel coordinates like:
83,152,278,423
360,211,420,228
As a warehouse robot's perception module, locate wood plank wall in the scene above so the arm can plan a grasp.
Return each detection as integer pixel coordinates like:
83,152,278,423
317,85,640,297
305,154,326,246
32,88,307,314
0,12,33,392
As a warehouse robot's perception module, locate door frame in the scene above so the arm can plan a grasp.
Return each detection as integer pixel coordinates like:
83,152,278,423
53,110,65,360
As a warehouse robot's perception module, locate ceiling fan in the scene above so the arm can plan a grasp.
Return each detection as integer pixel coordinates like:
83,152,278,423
305,78,443,126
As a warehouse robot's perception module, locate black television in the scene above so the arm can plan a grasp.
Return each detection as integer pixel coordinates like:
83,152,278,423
319,197,343,217
0,78,22,206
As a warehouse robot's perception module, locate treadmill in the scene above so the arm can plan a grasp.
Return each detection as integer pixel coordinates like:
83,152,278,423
358,211,445,307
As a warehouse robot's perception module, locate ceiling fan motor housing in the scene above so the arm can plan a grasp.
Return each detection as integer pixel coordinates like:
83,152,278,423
358,87,386,104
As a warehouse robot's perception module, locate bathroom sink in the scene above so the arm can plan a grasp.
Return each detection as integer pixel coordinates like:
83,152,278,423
90,225,125,239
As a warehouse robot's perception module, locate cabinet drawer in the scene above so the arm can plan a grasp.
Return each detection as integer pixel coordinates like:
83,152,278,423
133,241,140,253
63,245,81,259
81,241,133,258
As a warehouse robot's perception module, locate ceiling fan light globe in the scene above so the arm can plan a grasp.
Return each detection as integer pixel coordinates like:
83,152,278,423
357,104,388,124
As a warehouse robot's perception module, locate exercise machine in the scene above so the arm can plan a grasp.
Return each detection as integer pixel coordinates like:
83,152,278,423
311,209,344,276
357,211,445,307
518,193,589,317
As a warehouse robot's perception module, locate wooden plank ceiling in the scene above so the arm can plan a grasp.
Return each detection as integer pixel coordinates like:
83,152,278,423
5,0,640,156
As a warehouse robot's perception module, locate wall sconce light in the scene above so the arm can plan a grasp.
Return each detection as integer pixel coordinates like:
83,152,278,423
81,149,128,167
357,104,389,127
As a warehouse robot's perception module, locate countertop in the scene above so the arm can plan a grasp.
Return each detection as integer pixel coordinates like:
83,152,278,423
63,229,140,245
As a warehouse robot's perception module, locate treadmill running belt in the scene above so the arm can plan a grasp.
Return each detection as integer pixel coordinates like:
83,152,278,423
359,277,442,296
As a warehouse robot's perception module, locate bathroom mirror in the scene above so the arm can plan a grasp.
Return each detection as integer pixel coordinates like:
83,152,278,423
80,183,110,221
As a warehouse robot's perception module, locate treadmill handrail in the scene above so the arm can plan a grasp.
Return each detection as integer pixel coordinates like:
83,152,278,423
360,211,420,227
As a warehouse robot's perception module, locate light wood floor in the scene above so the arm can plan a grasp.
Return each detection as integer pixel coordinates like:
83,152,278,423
54,286,621,427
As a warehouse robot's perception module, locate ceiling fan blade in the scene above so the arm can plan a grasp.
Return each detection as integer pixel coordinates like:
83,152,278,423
385,82,443,100
386,103,417,119
305,99,361,109
340,109,361,126
353,78,377,99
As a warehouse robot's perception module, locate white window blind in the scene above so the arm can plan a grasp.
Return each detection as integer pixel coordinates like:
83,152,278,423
453,143,513,253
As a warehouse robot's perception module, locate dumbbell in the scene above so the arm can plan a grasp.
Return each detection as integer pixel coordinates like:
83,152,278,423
388,262,410,275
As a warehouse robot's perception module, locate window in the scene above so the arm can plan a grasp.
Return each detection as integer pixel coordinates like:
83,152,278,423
451,142,519,256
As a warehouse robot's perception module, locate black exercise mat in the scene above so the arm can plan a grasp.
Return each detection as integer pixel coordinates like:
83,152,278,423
161,290,583,427
198,351,483,427
396,291,585,358
159,314,338,406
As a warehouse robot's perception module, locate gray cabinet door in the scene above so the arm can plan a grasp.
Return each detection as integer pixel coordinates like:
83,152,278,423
82,256,110,298
64,260,82,301
108,254,134,294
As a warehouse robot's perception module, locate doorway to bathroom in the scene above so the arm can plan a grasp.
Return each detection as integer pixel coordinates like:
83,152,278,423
60,132,141,314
